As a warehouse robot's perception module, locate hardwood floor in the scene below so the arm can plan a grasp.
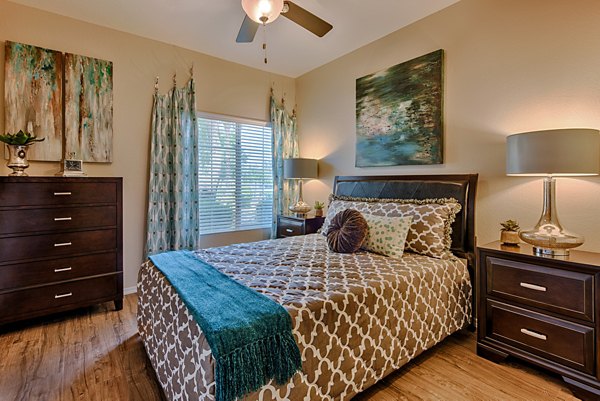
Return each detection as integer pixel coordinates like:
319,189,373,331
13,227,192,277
353,332,579,401
0,294,165,401
0,294,580,401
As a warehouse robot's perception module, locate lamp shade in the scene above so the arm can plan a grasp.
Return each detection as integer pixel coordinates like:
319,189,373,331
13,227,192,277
506,129,600,176
283,158,318,179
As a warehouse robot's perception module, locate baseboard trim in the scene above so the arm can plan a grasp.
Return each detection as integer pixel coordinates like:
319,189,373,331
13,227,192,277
124,286,137,295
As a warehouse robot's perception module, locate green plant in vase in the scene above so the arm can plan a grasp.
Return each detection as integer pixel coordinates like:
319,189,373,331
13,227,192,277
0,130,45,146
500,219,520,246
0,130,45,176
314,201,325,217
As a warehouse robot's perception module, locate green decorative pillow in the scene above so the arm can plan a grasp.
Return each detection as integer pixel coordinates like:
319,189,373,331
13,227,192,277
326,209,368,253
361,214,412,259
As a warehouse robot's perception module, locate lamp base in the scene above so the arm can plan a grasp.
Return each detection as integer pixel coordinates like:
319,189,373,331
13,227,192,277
520,227,583,257
519,176,585,257
289,200,312,215
532,246,570,257
288,179,312,215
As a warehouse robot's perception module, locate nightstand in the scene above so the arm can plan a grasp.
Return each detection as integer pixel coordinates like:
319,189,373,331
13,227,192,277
477,241,600,400
277,215,325,238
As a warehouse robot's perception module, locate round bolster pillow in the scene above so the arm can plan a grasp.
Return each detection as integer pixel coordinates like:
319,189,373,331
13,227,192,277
326,209,368,253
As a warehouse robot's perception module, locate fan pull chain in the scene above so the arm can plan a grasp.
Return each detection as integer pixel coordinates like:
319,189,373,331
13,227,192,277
262,23,268,64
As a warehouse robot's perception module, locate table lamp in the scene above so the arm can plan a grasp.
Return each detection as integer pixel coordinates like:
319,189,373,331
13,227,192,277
283,158,318,215
506,128,600,256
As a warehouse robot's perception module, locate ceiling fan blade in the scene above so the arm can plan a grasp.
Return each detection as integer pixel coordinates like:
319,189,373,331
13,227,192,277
281,1,333,37
236,15,259,43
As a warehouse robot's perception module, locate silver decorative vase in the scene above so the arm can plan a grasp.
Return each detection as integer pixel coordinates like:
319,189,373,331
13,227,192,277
6,144,30,176
288,180,312,215
519,176,584,256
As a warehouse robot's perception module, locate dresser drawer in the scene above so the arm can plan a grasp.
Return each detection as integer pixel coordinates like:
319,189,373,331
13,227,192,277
0,275,118,322
0,206,117,235
0,182,117,207
0,229,116,263
487,300,594,375
0,252,117,291
486,257,593,321
277,219,304,237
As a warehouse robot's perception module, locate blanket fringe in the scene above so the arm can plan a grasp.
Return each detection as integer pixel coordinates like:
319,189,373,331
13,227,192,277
216,332,302,401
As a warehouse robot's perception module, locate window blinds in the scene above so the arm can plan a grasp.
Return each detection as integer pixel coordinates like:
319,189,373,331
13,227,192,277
198,113,273,235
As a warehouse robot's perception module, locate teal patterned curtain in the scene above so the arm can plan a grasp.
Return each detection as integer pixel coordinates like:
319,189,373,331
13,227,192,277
145,79,199,257
270,97,299,238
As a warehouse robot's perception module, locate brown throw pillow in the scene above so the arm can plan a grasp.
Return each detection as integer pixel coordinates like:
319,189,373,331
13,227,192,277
326,209,368,253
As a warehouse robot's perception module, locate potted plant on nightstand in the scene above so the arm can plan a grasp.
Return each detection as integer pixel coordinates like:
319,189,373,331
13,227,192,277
500,219,520,246
0,130,44,176
314,201,325,217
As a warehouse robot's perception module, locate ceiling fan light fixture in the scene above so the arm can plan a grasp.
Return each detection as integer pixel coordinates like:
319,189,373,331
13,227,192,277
241,0,284,24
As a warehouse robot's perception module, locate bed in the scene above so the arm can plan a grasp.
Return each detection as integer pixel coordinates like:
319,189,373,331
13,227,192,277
137,174,478,400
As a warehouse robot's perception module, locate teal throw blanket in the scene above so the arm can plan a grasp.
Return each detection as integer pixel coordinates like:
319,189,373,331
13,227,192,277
149,251,302,401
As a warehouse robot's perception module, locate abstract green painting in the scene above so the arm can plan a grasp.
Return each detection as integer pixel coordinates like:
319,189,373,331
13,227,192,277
4,41,63,161
65,53,113,162
356,49,444,167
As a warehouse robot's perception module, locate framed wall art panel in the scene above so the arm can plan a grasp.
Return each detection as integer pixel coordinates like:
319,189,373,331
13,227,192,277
4,41,63,161
64,53,113,163
356,49,444,167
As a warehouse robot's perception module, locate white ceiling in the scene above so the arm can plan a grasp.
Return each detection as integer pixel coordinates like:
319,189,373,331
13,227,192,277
9,0,460,78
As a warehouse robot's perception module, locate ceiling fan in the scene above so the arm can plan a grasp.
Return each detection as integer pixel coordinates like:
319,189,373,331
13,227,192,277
236,0,333,43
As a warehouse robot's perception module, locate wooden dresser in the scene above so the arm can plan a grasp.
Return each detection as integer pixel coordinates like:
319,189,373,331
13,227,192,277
477,241,600,400
0,177,123,326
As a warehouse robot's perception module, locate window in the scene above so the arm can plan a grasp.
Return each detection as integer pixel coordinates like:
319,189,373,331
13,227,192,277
198,113,273,235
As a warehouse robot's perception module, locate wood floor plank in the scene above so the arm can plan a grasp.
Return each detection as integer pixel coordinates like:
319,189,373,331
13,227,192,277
433,339,574,400
0,294,582,401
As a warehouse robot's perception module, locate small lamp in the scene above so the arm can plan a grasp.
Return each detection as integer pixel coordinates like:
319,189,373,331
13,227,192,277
506,128,600,256
284,158,318,215
241,0,284,24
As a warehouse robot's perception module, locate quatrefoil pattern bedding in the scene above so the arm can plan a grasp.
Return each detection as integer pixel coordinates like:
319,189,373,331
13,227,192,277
137,234,471,401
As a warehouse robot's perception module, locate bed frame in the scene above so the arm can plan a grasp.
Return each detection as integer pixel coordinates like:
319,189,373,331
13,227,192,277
333,174,479,320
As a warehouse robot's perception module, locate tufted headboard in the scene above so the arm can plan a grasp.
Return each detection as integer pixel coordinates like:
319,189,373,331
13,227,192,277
332,174,478,263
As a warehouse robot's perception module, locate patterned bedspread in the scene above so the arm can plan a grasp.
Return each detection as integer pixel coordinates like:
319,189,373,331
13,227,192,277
137,234,472,400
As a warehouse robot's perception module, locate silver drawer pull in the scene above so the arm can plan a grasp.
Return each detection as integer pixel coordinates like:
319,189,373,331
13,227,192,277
520,328,547,341
53,192,72,196
285,228,294,233
54,267,72,273
54,292,73,299
520,282,547,292
54,242,72,247
54,217,72,221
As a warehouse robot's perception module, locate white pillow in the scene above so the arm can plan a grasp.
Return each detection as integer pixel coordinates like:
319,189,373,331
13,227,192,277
361,213,412,259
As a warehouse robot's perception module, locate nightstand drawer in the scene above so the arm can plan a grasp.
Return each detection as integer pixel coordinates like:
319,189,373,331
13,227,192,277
278,219,304,237
0,205,117,235
487,300,594,375
486,257,593,321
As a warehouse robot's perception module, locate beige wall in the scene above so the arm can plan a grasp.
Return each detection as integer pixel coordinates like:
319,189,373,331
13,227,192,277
296,0,600,252
3,0,600,292
0,1,294,289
